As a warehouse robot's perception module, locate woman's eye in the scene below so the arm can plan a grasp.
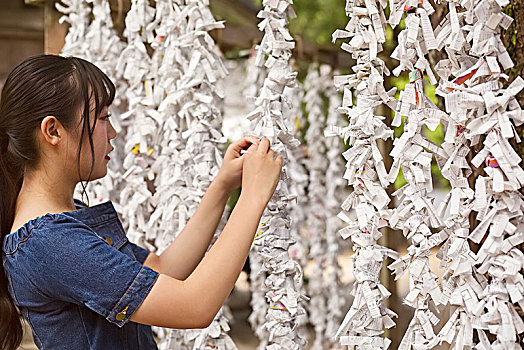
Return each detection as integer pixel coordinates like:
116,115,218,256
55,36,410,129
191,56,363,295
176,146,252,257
100,113,111,121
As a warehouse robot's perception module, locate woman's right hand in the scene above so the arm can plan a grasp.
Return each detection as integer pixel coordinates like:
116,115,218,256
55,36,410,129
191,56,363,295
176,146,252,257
241,137,282,205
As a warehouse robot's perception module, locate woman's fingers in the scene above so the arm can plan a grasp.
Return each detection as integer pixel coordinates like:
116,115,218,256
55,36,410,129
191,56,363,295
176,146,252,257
229,135,260,158
236,135,259,150
257,137,270,154
244,135,260,145
246,141,258,152
236,136,277,158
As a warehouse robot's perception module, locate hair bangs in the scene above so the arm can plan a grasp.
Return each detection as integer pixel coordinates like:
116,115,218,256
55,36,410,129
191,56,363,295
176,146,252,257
69,57,116,119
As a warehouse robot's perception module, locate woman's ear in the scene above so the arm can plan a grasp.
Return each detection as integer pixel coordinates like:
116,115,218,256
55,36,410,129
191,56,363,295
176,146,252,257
40,116,62,146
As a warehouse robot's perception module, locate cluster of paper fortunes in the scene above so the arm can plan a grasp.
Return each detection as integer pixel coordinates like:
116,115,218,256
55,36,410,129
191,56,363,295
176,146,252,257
245,56,312,349
304,64,331,349
303,64,347,350
387,1,449,348
283,76,310,343
323,73,350,346
243,1,307,349
330,0,524,349
432,0,524,349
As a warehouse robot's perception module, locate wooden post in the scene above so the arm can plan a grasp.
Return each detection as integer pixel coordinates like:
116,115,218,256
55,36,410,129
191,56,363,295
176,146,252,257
44,1,66,54
25,0,66,54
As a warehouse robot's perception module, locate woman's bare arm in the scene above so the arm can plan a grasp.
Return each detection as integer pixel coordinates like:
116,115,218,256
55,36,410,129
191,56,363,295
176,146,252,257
131,193,267,328
142,178,231,280
143,137,257,280
131,138,281,329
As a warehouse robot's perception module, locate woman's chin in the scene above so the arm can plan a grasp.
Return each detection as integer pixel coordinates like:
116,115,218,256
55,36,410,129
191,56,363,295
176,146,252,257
80,169,107,182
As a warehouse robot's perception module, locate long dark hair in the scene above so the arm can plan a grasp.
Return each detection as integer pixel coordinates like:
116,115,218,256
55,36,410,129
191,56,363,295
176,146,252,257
0,55,115,350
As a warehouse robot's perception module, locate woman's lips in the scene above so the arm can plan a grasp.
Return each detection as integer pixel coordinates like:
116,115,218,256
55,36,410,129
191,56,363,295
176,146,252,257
105,147,114,160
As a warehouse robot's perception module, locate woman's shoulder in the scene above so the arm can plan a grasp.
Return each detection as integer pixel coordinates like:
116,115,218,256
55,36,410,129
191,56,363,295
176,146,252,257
3,212,91,256
3,200,118,256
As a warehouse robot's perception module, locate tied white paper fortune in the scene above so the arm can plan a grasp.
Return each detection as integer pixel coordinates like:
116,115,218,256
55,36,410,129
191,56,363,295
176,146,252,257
386,1,449,349
244,1,307,349
328,1,399,349
432,0,524,348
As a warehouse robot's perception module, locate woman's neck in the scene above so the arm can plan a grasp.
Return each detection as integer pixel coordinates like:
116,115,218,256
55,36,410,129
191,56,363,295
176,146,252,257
11,168,78,232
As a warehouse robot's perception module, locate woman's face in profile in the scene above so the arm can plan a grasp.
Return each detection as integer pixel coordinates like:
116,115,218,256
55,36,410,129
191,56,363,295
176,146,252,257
75,99,117,182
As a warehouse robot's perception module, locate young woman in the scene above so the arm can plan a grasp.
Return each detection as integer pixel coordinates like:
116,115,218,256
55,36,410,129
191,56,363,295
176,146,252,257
0,55,282,350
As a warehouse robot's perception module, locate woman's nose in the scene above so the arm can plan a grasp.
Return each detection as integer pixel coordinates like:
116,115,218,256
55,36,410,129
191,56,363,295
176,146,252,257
108,120,117,140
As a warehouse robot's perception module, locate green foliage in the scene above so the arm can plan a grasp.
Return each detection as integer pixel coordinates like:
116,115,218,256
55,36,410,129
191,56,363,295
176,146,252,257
393,167,407,189
250,0,349,45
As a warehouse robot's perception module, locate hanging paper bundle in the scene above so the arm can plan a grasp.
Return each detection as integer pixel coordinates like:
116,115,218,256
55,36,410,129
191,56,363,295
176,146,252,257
328,0,399,348
385,1,450,349
303,64,330,349
115,0,157,247
249,74,309,348
283,72,308,274
282,74,310,342
244,0,307,348
142,1,234,349
426,1,491,348
56,0,92,57
322,66,348,345
432,0,524,348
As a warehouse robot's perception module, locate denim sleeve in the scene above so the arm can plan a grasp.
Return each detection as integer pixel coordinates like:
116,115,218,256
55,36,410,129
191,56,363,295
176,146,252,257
127,241,151,264
26,215,159,327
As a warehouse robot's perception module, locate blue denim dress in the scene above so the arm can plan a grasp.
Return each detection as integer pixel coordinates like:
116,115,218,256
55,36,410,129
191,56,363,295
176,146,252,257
2,200,160,349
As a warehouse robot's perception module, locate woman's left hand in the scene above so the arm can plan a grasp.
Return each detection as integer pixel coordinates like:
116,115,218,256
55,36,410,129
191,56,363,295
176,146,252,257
215,136,259,193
